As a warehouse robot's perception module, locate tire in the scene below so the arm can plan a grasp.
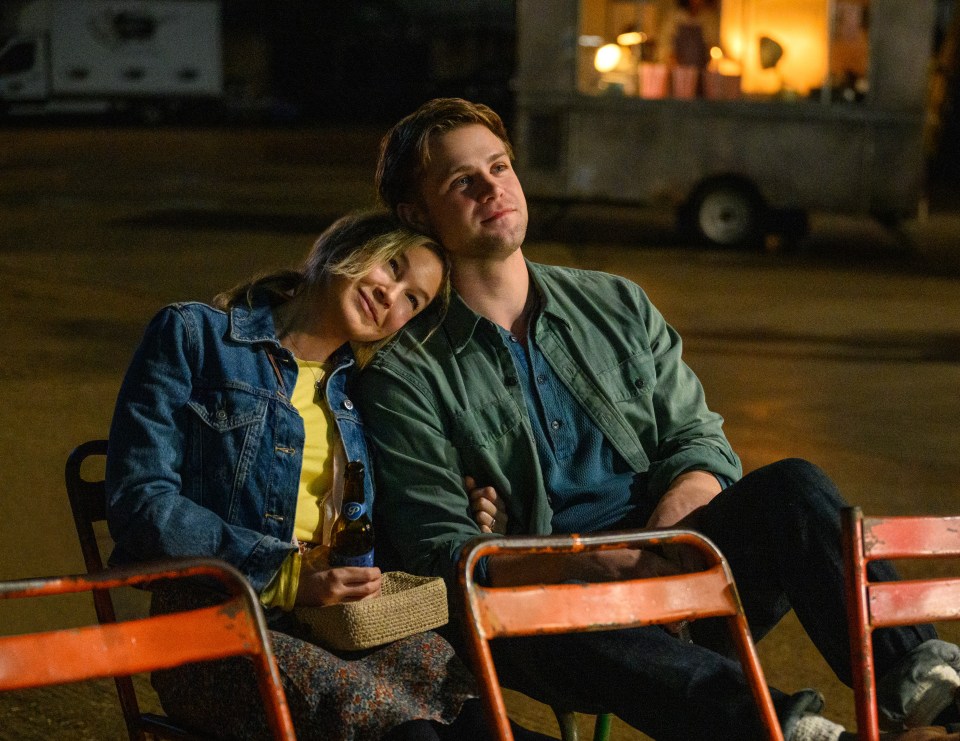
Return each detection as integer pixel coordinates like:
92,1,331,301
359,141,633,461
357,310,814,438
683,180,765,248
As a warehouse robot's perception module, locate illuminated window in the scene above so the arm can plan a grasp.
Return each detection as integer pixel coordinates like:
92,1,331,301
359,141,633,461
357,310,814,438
576,0,870,103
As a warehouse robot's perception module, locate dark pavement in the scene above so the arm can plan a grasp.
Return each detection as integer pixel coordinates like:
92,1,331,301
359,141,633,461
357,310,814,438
1,126,959,739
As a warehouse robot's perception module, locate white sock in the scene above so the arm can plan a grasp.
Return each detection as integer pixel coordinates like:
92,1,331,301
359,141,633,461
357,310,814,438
790,714,845,741
904,663,960,727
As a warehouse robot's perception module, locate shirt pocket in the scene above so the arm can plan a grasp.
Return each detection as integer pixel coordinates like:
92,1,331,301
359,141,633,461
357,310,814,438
594,350,656,402
186,384,269,516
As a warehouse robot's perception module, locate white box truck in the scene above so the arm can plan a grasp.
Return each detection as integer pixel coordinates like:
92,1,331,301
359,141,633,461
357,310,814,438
0,0,223,120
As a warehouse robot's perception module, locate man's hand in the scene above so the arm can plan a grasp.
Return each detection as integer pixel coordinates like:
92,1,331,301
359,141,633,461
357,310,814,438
295,546,382,607
466,475,507,534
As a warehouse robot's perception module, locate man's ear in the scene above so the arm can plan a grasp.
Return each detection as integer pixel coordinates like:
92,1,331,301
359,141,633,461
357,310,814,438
397,202,429,234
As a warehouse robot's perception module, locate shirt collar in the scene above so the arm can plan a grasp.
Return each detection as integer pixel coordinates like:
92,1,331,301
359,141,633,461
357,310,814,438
443,261,571,352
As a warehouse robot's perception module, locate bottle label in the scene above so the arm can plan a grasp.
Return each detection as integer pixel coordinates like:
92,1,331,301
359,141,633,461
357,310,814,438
342,502,365,521
330,549,375,568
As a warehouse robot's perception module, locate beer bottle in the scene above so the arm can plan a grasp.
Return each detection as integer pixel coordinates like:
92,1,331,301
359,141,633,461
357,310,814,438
330,460,375,567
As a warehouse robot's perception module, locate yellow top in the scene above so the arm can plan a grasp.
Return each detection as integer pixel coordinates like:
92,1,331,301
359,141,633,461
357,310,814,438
260,357,338,611
291,358,336,544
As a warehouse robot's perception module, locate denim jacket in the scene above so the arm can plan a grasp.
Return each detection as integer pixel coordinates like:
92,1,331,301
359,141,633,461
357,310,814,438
357,261,741,585
105,297,373,593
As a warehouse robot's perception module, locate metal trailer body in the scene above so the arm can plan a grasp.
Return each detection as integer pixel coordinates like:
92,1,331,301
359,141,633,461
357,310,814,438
513,0,938,246
0,0,222,118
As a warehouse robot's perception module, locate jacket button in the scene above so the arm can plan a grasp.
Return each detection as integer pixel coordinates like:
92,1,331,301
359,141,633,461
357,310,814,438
343,399,354,410
634,378,645,389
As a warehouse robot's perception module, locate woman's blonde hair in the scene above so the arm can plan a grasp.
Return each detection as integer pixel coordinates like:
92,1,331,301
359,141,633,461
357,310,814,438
213,209,449,366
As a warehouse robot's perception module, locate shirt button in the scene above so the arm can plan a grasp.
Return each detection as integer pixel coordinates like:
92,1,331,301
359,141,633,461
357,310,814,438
216,409,227,420
509,335,520,343
343,399,354,410
551,420,561,430
536,374,546,384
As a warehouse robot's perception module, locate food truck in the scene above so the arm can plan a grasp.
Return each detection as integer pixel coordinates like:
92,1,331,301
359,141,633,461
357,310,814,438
0,0,223,121
513,0,937,246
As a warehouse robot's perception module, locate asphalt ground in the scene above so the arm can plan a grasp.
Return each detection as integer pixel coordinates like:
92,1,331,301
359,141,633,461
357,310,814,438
1,126,960,739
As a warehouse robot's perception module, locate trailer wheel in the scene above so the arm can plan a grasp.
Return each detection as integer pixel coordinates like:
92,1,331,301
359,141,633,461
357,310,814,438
682,180,764,248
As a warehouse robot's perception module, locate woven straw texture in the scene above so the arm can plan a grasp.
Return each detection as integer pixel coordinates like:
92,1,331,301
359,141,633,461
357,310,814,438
296,572,448,651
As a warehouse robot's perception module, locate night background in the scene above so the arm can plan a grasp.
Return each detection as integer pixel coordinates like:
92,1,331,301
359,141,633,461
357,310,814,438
2,1,960,739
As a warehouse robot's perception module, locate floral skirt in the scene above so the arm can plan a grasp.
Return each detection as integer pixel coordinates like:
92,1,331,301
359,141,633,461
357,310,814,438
150,591,478,741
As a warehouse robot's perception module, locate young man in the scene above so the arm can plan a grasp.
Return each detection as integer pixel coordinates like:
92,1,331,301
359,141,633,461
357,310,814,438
356,98,960,741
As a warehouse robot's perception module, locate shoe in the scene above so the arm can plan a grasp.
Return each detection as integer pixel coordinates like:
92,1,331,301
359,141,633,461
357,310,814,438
932,686,960,728
878,640,960,729
841,728,960,741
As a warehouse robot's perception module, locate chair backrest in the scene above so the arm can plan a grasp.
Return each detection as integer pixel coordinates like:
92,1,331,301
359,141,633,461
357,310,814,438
0,558,297,740
66,439,212,740
843,506,960,741
458,529,784,741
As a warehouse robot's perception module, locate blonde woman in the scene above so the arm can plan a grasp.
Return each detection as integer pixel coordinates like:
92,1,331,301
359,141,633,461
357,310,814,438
106,210,545,740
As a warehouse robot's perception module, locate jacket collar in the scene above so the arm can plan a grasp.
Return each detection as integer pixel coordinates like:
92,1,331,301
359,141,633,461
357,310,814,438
228,293,356,370
228,296,283,348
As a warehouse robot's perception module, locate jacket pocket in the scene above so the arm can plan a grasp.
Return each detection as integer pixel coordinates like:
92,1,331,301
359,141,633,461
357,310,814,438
188,384,268,431
450,393,524,450
595,350,656,402
186,385,269,516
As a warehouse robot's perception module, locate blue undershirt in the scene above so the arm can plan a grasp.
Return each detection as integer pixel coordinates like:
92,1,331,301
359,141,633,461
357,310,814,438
496,322,645,533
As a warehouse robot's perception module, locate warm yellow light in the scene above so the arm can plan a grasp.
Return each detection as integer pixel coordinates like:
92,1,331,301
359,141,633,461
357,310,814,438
710,46,724,62
722,1,829,95
617,31,647,47
594,44,623,73
717,58,742,76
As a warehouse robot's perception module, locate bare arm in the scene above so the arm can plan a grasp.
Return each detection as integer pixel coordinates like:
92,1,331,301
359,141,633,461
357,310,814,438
645,470,722,530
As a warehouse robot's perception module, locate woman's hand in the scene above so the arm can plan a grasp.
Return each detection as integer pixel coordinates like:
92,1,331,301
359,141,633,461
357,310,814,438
466,476,507,534
295,546,382,607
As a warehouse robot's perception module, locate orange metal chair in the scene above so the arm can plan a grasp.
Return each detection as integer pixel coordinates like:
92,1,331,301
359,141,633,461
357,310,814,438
66,439,280,740
458,529,784,741
67,438,201,739
843,505,960,741
0,557,296,740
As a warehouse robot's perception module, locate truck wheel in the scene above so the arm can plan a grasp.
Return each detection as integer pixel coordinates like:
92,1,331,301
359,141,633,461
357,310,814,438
683,180,764,248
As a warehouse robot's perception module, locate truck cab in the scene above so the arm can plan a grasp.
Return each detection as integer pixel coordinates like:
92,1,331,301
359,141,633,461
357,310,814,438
0,33,48,103
0,0,222,120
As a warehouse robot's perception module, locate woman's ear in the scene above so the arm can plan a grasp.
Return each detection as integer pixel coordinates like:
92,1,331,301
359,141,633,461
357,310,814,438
397,202,429,234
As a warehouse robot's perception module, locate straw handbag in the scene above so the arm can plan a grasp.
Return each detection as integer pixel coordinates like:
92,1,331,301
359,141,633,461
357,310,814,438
296,572,448,651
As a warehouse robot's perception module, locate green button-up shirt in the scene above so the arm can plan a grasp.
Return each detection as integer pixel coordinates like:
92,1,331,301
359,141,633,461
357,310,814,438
356,261,741,585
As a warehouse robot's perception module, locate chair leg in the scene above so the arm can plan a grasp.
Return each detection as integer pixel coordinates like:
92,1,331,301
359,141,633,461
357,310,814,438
553,708,580,741
593,712,612,741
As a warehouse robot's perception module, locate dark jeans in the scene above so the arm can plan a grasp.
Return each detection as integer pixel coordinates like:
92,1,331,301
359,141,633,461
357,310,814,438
490,458,936,741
